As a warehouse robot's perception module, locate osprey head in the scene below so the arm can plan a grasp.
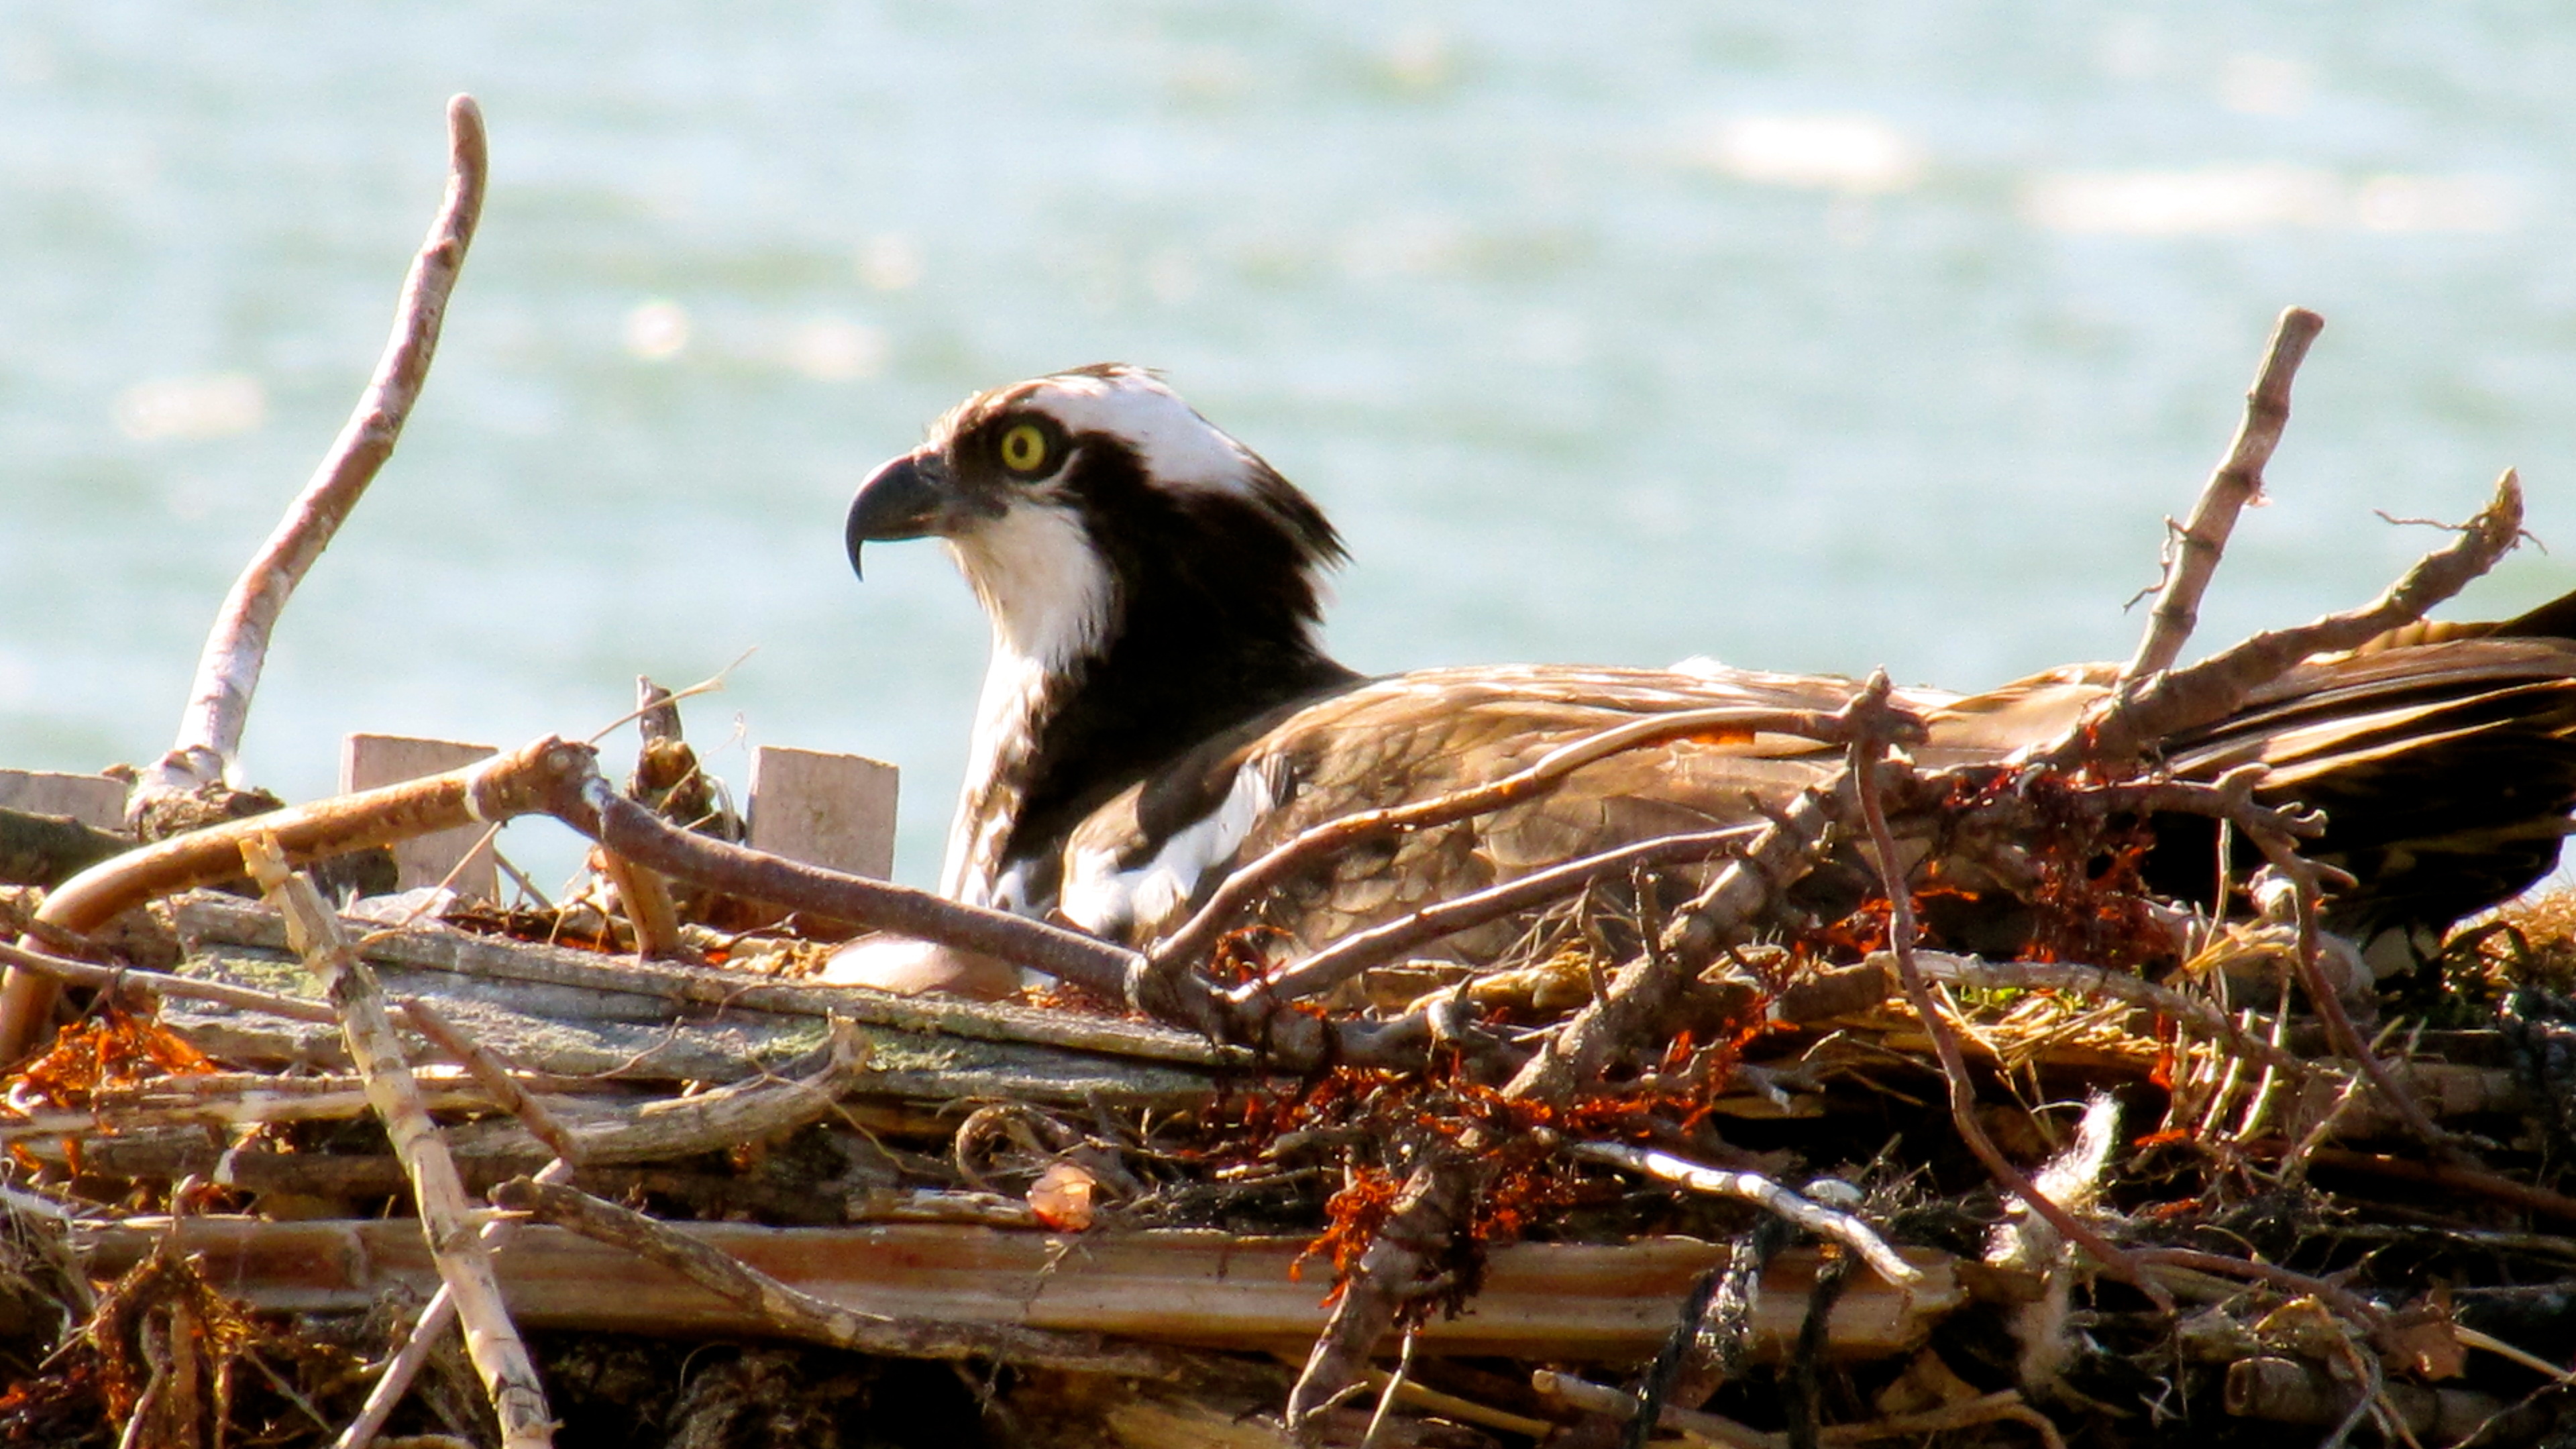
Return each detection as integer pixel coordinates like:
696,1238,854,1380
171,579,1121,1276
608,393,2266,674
846,365,1345,670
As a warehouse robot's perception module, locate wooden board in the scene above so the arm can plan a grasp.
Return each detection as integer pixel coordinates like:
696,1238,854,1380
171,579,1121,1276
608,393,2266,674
77,1218,1959,1362
164,894,1244,1105
749,745,898,881
0,769,125,829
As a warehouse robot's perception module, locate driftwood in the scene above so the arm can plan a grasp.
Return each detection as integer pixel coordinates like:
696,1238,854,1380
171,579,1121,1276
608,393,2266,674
170,892,1230,1067
155,894,1238,1105
2056,467,2526,768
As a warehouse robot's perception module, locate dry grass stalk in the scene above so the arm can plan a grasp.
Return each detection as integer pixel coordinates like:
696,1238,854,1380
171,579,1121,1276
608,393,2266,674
1904,951,2313,1081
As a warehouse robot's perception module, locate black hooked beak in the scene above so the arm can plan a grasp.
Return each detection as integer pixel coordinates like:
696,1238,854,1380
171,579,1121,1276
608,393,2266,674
845,450,951,580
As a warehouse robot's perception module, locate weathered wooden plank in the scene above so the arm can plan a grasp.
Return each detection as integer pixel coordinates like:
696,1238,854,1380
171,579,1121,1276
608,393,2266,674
78,1218,1960,1362
748,745,897,881
171,892,1234,1067
160,892,1240,1102
340,733,498,897
0,769,126,829
160,943,1220,1105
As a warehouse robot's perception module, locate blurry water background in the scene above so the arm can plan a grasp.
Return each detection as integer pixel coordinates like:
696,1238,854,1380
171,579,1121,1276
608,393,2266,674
3,5,2573,890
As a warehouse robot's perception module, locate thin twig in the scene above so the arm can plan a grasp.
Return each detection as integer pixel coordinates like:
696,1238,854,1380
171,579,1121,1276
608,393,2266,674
545,770,1162,1017
2063,470,2526,767
1537,1371,2063,1449
0,98,494,1067
2125,307,2326,680
2130,1246,2384,1326
396,1000,585,1165
1150,704,1848,978
1242,825,1753,1006
1986,765,2323,844
1847,676,2171,1309
1356,1327,1418,1449
1357,1366,1560,1440
1568,1142,1925,1290
1287,708,1868,1432
339,1026,865,1447
1505,772,1862,1108
334,1159,576,1449
0,938,341,1028
2251,1144,2576,1222
2240,828,2459,1162
0,735,589,1065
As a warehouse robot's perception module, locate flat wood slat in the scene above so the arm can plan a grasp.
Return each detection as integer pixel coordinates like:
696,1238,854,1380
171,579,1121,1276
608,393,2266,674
78,1218,1957,1362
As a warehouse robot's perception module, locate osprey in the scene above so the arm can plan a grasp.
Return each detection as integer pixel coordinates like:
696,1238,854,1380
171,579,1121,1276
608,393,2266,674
830,364,2576,996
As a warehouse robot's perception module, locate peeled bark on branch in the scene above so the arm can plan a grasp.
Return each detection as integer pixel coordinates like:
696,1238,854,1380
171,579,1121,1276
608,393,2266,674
0,734,586,1065
136,95,487,809
5,91,493,1091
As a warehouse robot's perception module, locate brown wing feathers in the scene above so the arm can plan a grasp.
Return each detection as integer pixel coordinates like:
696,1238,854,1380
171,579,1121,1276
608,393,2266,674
1080,635,2576,961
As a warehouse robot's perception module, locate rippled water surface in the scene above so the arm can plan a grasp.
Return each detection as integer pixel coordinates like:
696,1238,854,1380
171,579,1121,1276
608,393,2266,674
4,5,2573,883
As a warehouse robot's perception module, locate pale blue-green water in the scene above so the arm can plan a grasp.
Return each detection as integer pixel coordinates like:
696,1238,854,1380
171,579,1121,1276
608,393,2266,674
4,5,2574,888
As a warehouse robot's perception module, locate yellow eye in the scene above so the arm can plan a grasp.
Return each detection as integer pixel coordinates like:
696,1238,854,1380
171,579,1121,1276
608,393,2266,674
998,422,1051,475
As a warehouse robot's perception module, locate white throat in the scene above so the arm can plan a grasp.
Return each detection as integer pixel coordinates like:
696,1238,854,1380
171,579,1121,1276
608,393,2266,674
936,502,1115,902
